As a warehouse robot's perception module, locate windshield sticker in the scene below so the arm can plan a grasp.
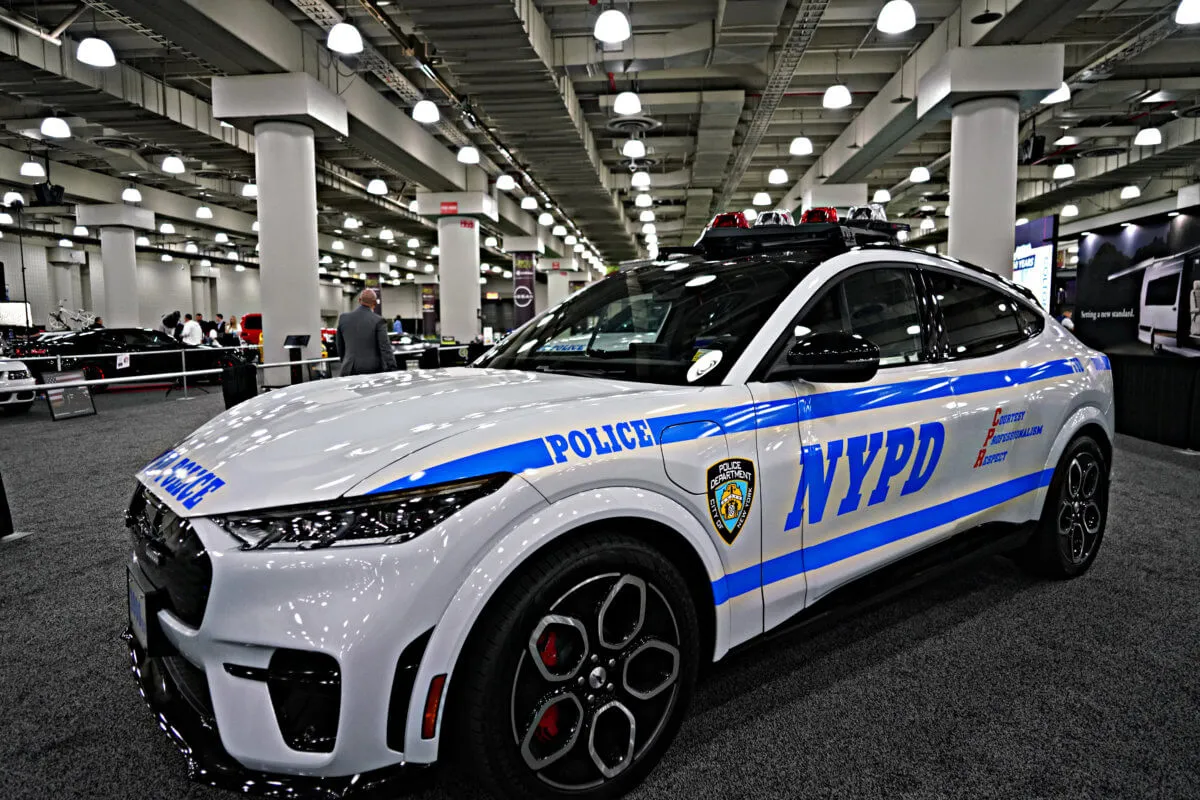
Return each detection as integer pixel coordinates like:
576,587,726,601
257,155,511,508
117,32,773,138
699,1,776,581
687,350,723,382
707,458,755,545
538,342,587,353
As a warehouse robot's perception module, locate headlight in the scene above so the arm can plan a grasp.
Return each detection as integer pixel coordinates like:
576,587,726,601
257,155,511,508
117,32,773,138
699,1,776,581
214,474,510,550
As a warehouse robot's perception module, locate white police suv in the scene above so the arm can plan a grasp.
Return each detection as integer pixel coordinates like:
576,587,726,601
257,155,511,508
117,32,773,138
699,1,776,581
127,221,1114,799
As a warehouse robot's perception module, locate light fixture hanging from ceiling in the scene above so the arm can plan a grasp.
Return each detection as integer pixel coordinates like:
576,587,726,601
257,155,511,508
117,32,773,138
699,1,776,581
1041,82,1071,105
631,171,651,188
379,228,394,241
634,193,653,208
752,192,771,206
641,223,657,235
743,208,758,221
877,1,916,34
1178,0,1200,24
909,166,930,183
1061,204,1079,217
639,210,655,223
551,224,567,236
406,237,420,249
537,212,554,226
159,222,176,234
485,235,499,247
408,199,420,212
564,234,577,245
1133,126,1162,146
412,100,440,124
366,179,387,195
161,155,185,174
77,10,116,68
496,174,517,192
73,225,88,236
520,196,539,210
40,116,71,139
789,136,813,156
2,191,23,207
823,52,852,109
252,220,260,232
457,146,480,164
242,183,258,198
1052,162,1076,180
195,205,213,219
872,188,891,203
215,232,229,244
20,158,45,178
135,236,150,246
768,168,788,185
971,1,1004,24
622,139,646,159
1120,184,1141,200
613,90,642,116
327,0,364,57
593,7,631,44
122,186,142,203
919,217,935,232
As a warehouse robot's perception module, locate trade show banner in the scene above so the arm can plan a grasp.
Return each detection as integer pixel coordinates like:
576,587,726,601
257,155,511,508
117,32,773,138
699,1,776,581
42,370,96,420
512,253,536,326
420,285,438,337
1013,215,1057,311
1075,209,1200,356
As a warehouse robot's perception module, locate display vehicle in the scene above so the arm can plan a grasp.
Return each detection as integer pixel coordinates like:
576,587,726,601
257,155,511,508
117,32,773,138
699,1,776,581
0,358,36,414
126,221,1115,799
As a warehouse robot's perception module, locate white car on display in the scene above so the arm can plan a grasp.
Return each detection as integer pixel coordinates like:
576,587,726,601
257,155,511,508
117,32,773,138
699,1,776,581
0,358,37,415
126,221,1115,800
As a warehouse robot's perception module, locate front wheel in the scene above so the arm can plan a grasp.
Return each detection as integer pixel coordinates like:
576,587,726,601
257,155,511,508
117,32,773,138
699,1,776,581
1022,434,1109,578
452,534,699,800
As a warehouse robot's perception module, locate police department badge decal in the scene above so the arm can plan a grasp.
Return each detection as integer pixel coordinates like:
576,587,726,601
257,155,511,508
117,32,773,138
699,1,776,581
707,458,755,545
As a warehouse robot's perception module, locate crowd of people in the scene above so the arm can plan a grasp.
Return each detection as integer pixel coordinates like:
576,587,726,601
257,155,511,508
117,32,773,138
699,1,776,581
158,310,242,346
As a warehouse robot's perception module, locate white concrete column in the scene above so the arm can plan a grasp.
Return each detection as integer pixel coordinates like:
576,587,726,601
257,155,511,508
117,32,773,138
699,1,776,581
99,227,138,326
947,96,1020,276
437,216,481,343
547,271,571,308
255,120,321,380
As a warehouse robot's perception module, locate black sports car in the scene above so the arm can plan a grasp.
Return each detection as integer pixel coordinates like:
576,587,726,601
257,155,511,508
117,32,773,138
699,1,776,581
9,328,248,386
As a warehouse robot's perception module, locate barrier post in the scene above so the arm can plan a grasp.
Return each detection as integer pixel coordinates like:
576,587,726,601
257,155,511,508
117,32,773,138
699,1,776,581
181,349,189,398
56,355,62,371
0,469,13,540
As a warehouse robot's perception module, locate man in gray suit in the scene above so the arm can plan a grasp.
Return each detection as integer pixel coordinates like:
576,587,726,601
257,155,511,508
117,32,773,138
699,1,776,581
335,289,397,377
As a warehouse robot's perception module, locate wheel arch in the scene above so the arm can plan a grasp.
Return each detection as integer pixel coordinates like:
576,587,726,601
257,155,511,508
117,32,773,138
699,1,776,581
399,485,731,764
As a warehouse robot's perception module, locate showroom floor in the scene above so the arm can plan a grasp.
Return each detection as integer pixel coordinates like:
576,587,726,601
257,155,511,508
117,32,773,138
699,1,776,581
1,394,1197,800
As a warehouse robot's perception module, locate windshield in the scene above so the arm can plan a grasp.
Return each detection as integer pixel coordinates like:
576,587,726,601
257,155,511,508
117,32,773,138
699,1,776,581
476,256,818,385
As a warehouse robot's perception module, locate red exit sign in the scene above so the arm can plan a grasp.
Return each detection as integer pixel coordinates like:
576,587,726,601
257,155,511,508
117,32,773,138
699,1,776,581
440,201,458,215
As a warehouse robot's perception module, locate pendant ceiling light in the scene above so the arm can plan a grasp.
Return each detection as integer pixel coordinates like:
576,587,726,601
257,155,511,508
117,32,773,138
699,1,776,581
743,208,758,221
1061,204,1079,217
564,234,578,245
252,220,260,232
823,52,851,109
136,236,150,246
768,168,788,185
159,222,176,234
333,240,345,250
424,264,435,273
971,1,1003,24
639,210,655,223
485,235,499,247
73,225,88,236
366,178,387,195
327,22,363,55
122,186,142,203
431,246,440,256
1052,162,1076,180
160,253,172,261
496,174,517,192
456,145,480,164
409,199,420,212
195,205,213,219
622,139,646,159
3,191,23,207
789,136,813,156
411,100,440,124
406,237,420,249
752,192,771,206
344,216,360,229
612,91,642,116
161,155,185,174
872,188,891,203
634,193,653,208
573,243,585,253
1133,126,1162,146
185,242,199,254
1178,0,1200,24
20,159,45,178
551,224,567,236
909,166,930,183
1120,185,1141,200
1016,217,1029,226
379,228,394,241
1041,82,1071,105
520,196,539,210
630,171,652,189
242,183,258,198
406,259,417,268
537,212,554,226
593,8,631,43
877,1,916,34
40,117,71,139
214,232,229,244
361,247,374,258
386,254,398,264
641,223,657,235
920,217,935,231
76,37,116,68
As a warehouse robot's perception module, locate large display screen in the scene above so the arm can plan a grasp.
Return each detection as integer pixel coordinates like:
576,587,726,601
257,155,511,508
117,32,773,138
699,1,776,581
1013,215,1057,311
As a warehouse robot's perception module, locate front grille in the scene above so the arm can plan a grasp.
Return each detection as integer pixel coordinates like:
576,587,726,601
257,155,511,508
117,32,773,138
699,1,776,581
127,485,212,628
163,655,214,721
4,369,30,380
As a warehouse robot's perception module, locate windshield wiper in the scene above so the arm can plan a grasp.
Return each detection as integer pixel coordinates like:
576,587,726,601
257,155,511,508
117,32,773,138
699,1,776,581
532,364,623,378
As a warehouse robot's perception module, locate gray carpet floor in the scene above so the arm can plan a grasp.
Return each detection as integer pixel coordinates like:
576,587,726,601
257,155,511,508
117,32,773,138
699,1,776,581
1,392,1197,799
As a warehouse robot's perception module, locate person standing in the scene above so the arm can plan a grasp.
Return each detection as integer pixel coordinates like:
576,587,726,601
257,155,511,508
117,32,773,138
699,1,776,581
392,315,404,334
180,314,204,345
335,289,397,377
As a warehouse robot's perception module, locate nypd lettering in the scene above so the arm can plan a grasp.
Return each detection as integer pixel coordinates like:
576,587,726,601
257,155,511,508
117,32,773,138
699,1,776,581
784,422,945,531
707,458,755,545
544,420,656,463
974,407,1043,469
142,449,225,510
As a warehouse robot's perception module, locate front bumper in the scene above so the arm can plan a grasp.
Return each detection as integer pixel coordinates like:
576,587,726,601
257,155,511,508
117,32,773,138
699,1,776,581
126,633,428,798
0,379,36,404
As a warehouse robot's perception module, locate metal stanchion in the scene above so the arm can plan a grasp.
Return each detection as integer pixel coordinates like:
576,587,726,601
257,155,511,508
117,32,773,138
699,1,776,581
181,349,189,398
0,469,13,540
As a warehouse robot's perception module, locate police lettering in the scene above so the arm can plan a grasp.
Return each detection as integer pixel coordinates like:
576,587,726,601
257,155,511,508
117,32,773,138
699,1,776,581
784,422,945,531
544,419,655,463
142,449,226,510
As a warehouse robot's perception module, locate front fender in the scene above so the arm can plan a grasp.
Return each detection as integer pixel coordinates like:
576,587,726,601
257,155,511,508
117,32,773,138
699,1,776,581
401,486,732,763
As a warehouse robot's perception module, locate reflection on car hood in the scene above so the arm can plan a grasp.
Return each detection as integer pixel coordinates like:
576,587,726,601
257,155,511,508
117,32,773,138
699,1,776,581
138,367,657,516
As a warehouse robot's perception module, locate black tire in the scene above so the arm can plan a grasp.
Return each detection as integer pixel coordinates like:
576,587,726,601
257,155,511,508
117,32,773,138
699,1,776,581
1021,434,1109,578
451,534,700,800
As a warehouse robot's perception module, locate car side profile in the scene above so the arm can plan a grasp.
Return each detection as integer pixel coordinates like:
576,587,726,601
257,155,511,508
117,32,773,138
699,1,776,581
126,223,1114,799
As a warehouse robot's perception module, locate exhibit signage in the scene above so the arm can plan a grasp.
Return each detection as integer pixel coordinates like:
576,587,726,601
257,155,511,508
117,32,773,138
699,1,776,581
1013,216,1057,311
42,370,96,420
421,284,438,336
512,252,536,326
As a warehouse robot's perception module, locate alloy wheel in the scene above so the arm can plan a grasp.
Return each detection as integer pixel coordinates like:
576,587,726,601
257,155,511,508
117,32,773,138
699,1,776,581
1056,452,1103,565
509,573,682,790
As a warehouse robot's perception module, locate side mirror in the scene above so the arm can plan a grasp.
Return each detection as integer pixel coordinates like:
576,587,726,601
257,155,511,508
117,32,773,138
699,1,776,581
779,331,880,383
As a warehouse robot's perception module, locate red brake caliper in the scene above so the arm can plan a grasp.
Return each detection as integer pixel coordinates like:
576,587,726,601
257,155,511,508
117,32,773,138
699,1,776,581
535,631,561,742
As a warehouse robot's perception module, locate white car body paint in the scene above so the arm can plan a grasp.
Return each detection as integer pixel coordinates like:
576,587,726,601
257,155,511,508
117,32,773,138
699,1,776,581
0,359,37,409
130,247,1114,778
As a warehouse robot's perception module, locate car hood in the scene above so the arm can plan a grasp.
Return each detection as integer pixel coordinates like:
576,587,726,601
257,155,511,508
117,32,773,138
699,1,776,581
137,367,660,516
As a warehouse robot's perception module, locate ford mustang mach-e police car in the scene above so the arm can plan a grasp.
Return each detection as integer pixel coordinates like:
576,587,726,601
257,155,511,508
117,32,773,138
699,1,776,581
126,220,1114,799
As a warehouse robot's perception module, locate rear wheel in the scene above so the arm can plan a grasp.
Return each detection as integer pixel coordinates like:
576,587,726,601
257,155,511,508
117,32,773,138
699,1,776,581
1022,434,1109,578
82,364,109,392
452,534,699,800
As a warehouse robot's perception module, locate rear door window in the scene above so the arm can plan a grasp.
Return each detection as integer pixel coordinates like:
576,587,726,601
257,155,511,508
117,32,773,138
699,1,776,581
925,271,1030,358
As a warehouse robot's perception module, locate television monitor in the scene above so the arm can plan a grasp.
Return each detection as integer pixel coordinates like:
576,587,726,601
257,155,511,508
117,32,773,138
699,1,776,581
1013,215,1058,310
